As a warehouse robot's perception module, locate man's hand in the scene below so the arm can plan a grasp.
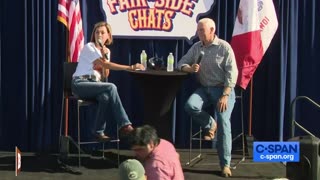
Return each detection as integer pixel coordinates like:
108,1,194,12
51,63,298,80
191,64,200,72
217,95,228,112
182,64,200,73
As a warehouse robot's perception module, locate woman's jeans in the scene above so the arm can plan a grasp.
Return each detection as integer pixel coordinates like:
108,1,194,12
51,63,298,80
184,86,236,168
71,78,131,135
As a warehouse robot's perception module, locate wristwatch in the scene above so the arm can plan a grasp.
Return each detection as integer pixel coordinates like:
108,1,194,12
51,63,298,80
222,92,229,96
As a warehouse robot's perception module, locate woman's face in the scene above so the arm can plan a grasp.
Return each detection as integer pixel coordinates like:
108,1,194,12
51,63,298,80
94,25,110,45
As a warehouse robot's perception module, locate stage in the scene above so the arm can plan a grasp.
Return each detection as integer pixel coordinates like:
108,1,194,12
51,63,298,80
0,148,287,180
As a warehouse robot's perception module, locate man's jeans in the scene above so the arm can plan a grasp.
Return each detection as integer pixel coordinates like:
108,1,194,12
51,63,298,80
184,86,236,168
71,78,131,135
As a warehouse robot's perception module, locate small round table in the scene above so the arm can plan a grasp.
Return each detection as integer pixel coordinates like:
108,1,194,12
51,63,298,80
127,69,188,142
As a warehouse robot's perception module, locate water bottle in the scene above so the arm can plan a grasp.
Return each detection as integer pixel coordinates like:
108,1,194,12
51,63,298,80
140,50,147,70
167,52,174,72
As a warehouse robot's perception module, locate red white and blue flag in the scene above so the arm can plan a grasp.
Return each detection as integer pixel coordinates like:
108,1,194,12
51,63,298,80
231,0,278,89
57,0,84,62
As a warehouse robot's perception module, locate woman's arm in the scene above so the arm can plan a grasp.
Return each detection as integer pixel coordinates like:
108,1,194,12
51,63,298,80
93,58,145,71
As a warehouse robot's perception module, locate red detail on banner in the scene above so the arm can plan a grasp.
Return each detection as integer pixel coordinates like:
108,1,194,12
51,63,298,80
231,30,263,89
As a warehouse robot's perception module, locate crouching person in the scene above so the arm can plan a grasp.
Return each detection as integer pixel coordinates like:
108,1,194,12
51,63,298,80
128,125,184,180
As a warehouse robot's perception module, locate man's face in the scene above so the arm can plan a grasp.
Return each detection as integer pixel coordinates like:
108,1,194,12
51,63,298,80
197,22,213,43
131,142,154,161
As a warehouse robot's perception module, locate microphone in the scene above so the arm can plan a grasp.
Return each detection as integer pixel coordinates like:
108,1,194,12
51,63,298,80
195,51,204,64
98,39,108,60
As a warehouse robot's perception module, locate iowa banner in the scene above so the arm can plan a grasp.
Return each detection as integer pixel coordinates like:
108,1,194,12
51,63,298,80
231,0,278,89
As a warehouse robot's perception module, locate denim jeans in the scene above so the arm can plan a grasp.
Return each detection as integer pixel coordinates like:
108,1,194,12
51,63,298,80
71,78,131,135
184,86,236,168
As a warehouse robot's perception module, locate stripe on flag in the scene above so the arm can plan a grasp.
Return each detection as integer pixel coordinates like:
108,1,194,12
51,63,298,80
58,0,84,62
231,0,278,89
15,146,21,176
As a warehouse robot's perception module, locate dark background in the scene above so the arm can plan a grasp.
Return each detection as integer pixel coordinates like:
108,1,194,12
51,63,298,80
1,0,320,152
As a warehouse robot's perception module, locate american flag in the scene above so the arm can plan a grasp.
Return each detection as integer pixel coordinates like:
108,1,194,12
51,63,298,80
57,0,84,62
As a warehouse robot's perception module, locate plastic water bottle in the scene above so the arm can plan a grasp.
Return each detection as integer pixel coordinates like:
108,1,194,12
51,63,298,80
167,52,174,72
140,50,147,70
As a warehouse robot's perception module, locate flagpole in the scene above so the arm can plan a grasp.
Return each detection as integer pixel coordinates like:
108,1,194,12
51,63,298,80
248,77,253,136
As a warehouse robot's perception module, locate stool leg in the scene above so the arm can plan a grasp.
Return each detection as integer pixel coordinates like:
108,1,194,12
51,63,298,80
199,126,202,157
187,117,193,165
186,118,203,166
231,90,246,169
117,124,120,167
102,143,105,158
77,100,81,167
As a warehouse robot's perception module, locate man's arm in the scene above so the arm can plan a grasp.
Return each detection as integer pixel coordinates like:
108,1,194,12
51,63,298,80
223,44,238,88
181,64,200,73
177,43,199,71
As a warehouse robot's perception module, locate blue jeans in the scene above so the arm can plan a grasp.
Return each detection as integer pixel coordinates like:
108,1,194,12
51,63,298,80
71,78,131,135
185,86,236,168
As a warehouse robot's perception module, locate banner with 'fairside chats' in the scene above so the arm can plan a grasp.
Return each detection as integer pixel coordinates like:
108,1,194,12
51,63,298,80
100,0,216,43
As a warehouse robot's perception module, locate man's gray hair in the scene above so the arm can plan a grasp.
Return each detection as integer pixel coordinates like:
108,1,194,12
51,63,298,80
198,18,216,30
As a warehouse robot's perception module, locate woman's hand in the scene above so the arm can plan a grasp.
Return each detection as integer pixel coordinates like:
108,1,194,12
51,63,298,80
93,58,105,68
100,46,110,59
93,61,103,71
132,63,145,70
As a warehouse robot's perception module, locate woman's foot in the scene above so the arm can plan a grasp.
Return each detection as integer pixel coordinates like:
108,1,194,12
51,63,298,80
95,133,111,142
119,124,134,136
221,166,232,177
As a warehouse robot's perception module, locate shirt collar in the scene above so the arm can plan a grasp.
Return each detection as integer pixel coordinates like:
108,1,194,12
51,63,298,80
201,35,219,47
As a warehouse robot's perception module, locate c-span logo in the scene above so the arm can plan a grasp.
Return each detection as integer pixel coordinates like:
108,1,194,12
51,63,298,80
253,141,299,162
